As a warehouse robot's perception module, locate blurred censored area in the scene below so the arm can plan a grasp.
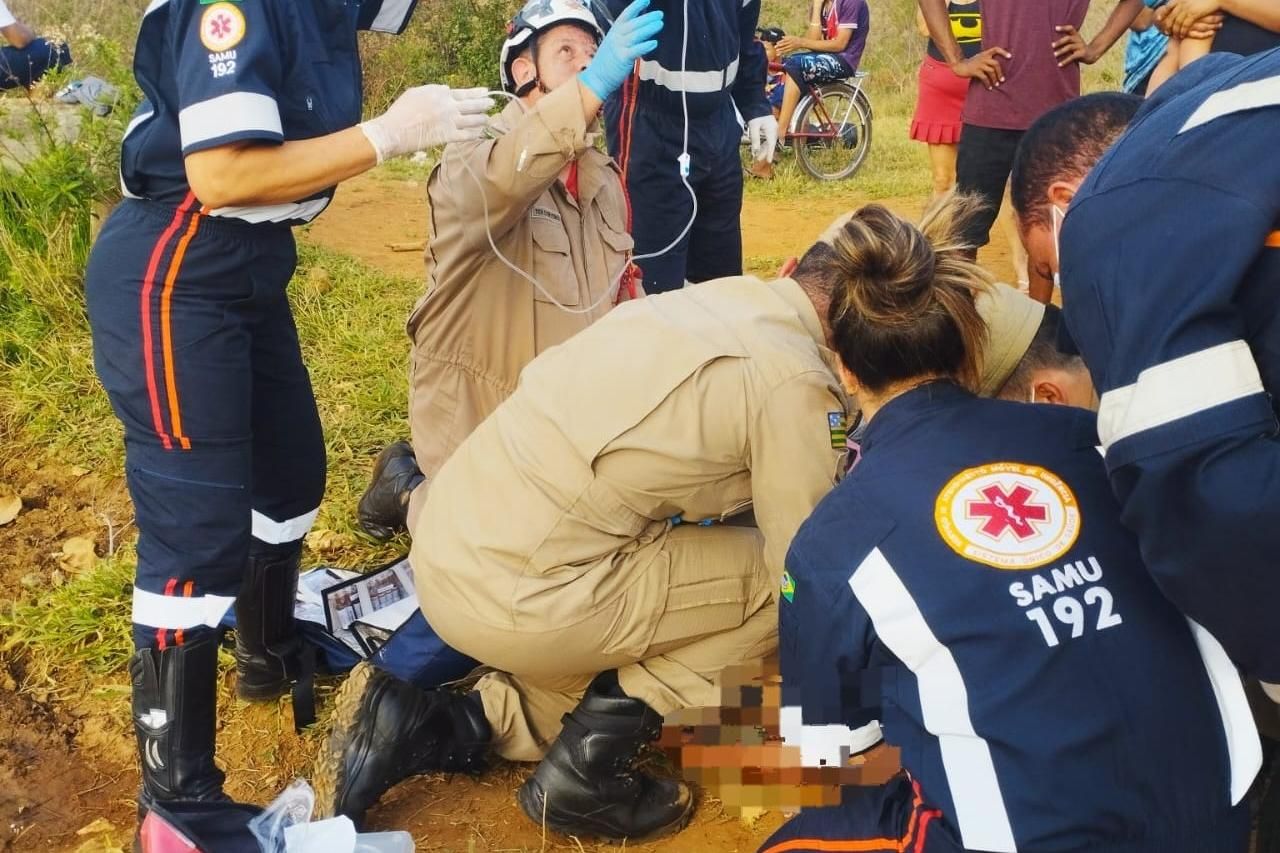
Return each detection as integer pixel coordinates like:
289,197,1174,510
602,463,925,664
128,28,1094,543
657,659,902,813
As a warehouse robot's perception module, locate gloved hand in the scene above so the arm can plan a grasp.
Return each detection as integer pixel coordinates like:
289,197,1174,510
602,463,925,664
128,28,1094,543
578,0,665,102
748,113,779,162
360,84,495,164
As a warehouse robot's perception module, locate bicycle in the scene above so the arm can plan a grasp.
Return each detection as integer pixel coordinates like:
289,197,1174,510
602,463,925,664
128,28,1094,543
785,70,873,181
746,29,874,182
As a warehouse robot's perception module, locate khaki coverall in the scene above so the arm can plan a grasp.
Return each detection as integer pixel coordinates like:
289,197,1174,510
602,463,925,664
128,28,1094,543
406,81,632,528
410,277,850,761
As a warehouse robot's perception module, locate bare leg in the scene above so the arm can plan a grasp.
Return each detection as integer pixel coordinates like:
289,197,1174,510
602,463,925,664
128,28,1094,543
777,74,804,142
926,141,958,202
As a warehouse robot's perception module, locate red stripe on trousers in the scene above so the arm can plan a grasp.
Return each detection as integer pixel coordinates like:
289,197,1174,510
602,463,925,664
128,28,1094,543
139,192,197,451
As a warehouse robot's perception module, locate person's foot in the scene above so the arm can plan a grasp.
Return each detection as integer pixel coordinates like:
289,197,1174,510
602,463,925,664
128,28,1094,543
745,158,775,180
517,671,694,842
313,662,491,827
357,441,424,542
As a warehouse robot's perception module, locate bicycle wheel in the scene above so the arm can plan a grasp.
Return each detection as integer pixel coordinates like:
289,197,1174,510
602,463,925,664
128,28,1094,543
793,82,873,182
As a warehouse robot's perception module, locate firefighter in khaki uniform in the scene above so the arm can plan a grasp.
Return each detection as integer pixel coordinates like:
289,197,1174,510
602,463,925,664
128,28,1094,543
357,0,664,540
341,0,664,693
319,204,1043,841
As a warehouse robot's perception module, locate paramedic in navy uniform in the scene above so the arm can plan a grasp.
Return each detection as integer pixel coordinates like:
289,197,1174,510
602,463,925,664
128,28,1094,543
759,199,1260,853
82,0,493,814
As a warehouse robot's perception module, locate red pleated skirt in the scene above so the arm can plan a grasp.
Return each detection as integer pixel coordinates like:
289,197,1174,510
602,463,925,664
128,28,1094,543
910,54,970,144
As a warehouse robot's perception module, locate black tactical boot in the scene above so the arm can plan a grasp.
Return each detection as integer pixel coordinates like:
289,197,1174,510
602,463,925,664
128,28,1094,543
131,631,227,808
234,542,305,703
357,441,424,542
517,671,694,841
314,661,491,826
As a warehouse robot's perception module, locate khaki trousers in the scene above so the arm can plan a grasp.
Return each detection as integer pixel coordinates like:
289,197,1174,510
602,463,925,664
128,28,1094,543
422,524,777,762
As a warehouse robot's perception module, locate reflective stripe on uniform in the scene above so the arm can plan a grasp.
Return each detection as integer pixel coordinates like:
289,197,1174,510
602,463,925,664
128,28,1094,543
208,197,331,225
1097,340,1264,453
370,0,415,33
178,92,282,151
1179,74,1280,134
251,507,319,544
850,547,1018,853
1188,620,1263,805
637,57,739,94
133,586,235,630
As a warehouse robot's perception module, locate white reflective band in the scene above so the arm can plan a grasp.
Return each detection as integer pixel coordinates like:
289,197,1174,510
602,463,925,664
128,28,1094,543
209,197,331,224
1188,620,1262,805
179,93,282,150
1097,341,1264,452
370,0,415,33
132,587,234,630
637,57,739,94
779,706,883,768
143,0,169,16
1180,74,1280,135
850,548,1017,853
251,507,319,545
120,109,155,200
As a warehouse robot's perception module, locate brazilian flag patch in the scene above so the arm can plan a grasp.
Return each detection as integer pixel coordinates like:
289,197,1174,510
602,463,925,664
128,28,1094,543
828,412,847,449
780,571,796,603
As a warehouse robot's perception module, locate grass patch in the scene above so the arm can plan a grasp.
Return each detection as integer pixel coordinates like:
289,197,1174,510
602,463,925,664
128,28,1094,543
0,550,134,676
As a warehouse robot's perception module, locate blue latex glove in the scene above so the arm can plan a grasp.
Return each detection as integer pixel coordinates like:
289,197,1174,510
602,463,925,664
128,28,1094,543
579,0,664,102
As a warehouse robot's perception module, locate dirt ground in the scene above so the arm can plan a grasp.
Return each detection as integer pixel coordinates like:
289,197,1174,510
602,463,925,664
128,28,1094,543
303,172,1020,285
0,170,1017,852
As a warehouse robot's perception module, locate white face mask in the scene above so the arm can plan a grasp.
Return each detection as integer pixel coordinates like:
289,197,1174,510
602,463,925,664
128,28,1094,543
1050,203,1066,288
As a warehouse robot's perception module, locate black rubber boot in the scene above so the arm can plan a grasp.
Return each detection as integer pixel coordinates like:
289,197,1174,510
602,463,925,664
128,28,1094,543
357,441,424,542
517,671,694,842
131,631,227,808
314,662,491,827
233,542,305,703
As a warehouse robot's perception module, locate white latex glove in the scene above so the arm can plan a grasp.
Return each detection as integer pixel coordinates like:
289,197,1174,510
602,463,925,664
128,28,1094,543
360,85,494,164
748,114,779,163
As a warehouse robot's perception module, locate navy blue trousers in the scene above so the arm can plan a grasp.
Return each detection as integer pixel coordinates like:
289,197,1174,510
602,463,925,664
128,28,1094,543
85,197,325,651
0,38,70,89
605,86,744,294
758,776,948,853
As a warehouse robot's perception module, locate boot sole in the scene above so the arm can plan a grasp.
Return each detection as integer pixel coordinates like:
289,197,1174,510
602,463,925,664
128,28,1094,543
515,778,696,844
235,677,291,702
313,660,377,820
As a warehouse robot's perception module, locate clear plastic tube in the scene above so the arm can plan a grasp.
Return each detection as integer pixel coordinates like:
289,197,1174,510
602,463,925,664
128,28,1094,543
436,0,697,315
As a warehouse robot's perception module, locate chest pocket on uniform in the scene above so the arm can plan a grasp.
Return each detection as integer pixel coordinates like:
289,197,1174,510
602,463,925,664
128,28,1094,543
529,213,581,307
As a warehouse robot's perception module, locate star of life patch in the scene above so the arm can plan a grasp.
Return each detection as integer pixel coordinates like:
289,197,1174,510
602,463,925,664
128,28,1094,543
200,2,246,53
934,462,1081,570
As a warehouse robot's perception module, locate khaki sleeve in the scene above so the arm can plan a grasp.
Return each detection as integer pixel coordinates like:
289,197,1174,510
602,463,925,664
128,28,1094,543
749,371,846,583
433,81,593,249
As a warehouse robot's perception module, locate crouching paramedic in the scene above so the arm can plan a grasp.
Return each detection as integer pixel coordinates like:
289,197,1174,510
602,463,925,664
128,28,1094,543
349,0,662,689
315,207,1044,839
82,0,494,817
761,201,1259,853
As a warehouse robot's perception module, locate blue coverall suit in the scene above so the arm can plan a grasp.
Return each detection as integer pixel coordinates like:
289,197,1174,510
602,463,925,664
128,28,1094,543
764,383,1259,853
602,0,769,293
1059,50,1280,684
82,0,417,802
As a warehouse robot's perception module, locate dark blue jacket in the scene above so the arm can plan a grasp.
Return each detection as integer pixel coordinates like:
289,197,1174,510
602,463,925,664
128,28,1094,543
1060,49,1280,683
121,0,412,224
781,383,1257,852
602,0,768,119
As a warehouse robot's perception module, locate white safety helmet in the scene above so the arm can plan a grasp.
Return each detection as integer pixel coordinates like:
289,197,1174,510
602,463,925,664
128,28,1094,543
500,0,605,95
